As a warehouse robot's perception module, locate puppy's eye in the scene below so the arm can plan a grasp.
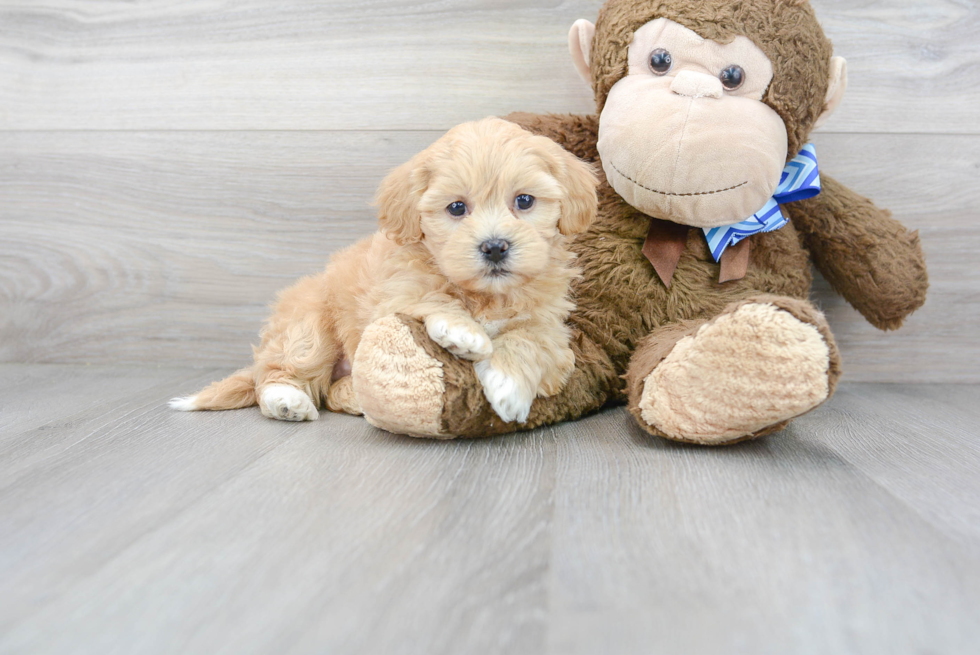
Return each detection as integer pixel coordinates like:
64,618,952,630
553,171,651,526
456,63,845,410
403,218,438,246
649,48,672,75
515,194,535,211
446,201,467,218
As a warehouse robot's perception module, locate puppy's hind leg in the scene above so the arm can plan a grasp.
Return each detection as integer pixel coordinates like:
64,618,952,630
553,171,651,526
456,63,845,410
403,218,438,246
258,384,320,422
326,376,362,416
254,316,339,422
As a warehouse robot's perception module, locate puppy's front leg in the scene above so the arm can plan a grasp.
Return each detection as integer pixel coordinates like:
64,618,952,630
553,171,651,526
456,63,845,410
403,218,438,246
536,344,575,398
474,330,543,424
422,311,493,361
475,321,576,423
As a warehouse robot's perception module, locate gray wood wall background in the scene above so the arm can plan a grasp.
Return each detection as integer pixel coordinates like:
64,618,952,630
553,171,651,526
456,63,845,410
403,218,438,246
1,0,977,382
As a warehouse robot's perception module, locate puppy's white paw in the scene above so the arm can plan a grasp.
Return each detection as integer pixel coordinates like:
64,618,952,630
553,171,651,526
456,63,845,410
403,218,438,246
259,384,319,422
474,360,534,424
425,315,493,361
169,396,199,411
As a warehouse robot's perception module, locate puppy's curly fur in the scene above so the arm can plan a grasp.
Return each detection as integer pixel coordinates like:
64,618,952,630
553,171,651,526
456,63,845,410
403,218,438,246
171,118,598,424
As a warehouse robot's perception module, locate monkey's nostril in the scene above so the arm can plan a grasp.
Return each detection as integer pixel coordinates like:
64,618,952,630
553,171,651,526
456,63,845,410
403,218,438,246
480,239,510,264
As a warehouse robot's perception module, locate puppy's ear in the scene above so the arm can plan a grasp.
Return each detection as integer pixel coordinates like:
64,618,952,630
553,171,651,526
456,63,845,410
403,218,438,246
533,136,599,236
374,153,429,245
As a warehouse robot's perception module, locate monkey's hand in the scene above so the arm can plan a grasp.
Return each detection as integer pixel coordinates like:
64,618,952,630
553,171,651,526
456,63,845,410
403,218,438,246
787,173,928,331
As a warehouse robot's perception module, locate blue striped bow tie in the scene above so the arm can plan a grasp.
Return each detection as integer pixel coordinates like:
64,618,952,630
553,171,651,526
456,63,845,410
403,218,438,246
703,144,822,262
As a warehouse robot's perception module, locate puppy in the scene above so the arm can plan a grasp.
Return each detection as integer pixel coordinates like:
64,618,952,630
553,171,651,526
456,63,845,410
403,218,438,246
170,117,598,424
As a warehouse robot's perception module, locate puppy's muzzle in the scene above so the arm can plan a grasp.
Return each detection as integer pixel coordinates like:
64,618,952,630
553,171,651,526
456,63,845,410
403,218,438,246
480,238,510,264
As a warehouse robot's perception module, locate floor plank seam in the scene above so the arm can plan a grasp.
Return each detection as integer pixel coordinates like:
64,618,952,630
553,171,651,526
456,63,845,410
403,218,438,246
3,425,307,629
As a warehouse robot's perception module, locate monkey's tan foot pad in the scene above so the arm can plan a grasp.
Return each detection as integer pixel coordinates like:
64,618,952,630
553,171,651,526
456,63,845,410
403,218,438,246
637,302,832,445
352,314,450,438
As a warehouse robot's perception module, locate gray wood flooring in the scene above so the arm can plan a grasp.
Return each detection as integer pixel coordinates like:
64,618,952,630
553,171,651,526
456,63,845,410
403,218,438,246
1,364,978,655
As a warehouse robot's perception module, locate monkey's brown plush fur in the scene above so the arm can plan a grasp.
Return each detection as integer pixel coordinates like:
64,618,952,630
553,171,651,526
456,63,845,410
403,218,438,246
351,0,928,443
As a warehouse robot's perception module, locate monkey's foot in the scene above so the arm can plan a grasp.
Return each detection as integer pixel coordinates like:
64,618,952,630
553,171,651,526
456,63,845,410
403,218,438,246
627,297,841,445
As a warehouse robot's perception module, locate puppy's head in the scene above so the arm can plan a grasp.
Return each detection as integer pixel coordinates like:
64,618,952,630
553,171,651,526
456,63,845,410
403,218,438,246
375,117,598,293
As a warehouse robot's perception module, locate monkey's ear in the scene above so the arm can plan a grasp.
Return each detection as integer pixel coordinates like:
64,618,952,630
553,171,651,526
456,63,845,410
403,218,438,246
814,56,848,129
568,19,596,85
375,156,428,245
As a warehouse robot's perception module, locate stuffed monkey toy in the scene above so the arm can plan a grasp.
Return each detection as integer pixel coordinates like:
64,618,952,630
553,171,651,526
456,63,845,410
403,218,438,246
350,0,928,444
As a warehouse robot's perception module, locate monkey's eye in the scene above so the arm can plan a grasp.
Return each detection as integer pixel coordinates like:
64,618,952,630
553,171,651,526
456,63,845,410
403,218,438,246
719,65,745,90
446,201,467,217
515,194,535,211
649,48,672,75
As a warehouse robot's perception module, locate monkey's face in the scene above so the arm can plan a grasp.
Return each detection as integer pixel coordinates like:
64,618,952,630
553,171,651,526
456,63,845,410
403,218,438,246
596,18,788,227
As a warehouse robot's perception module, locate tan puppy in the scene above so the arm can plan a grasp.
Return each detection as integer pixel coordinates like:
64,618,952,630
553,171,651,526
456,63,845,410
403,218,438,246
171,117,598,424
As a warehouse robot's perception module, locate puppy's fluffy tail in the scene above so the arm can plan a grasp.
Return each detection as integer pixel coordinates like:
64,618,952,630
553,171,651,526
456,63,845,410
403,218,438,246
170,367,257,412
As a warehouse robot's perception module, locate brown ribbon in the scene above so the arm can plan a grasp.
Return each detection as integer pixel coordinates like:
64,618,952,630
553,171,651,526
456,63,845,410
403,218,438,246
641,218,751,286
718,238,751,283
641,218,689,288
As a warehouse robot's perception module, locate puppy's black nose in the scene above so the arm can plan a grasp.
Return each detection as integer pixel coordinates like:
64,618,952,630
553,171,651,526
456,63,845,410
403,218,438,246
480,239,510,264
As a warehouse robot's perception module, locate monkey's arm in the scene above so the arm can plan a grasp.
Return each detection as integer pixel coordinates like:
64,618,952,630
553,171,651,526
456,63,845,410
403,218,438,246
786,174,928,331
503,112,599,162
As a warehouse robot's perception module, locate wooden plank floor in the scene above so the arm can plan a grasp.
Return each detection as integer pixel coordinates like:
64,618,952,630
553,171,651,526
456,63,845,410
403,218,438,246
1,364,978,655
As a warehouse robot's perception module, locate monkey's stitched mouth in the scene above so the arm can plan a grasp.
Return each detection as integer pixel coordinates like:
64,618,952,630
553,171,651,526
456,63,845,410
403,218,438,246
610,162,748,197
